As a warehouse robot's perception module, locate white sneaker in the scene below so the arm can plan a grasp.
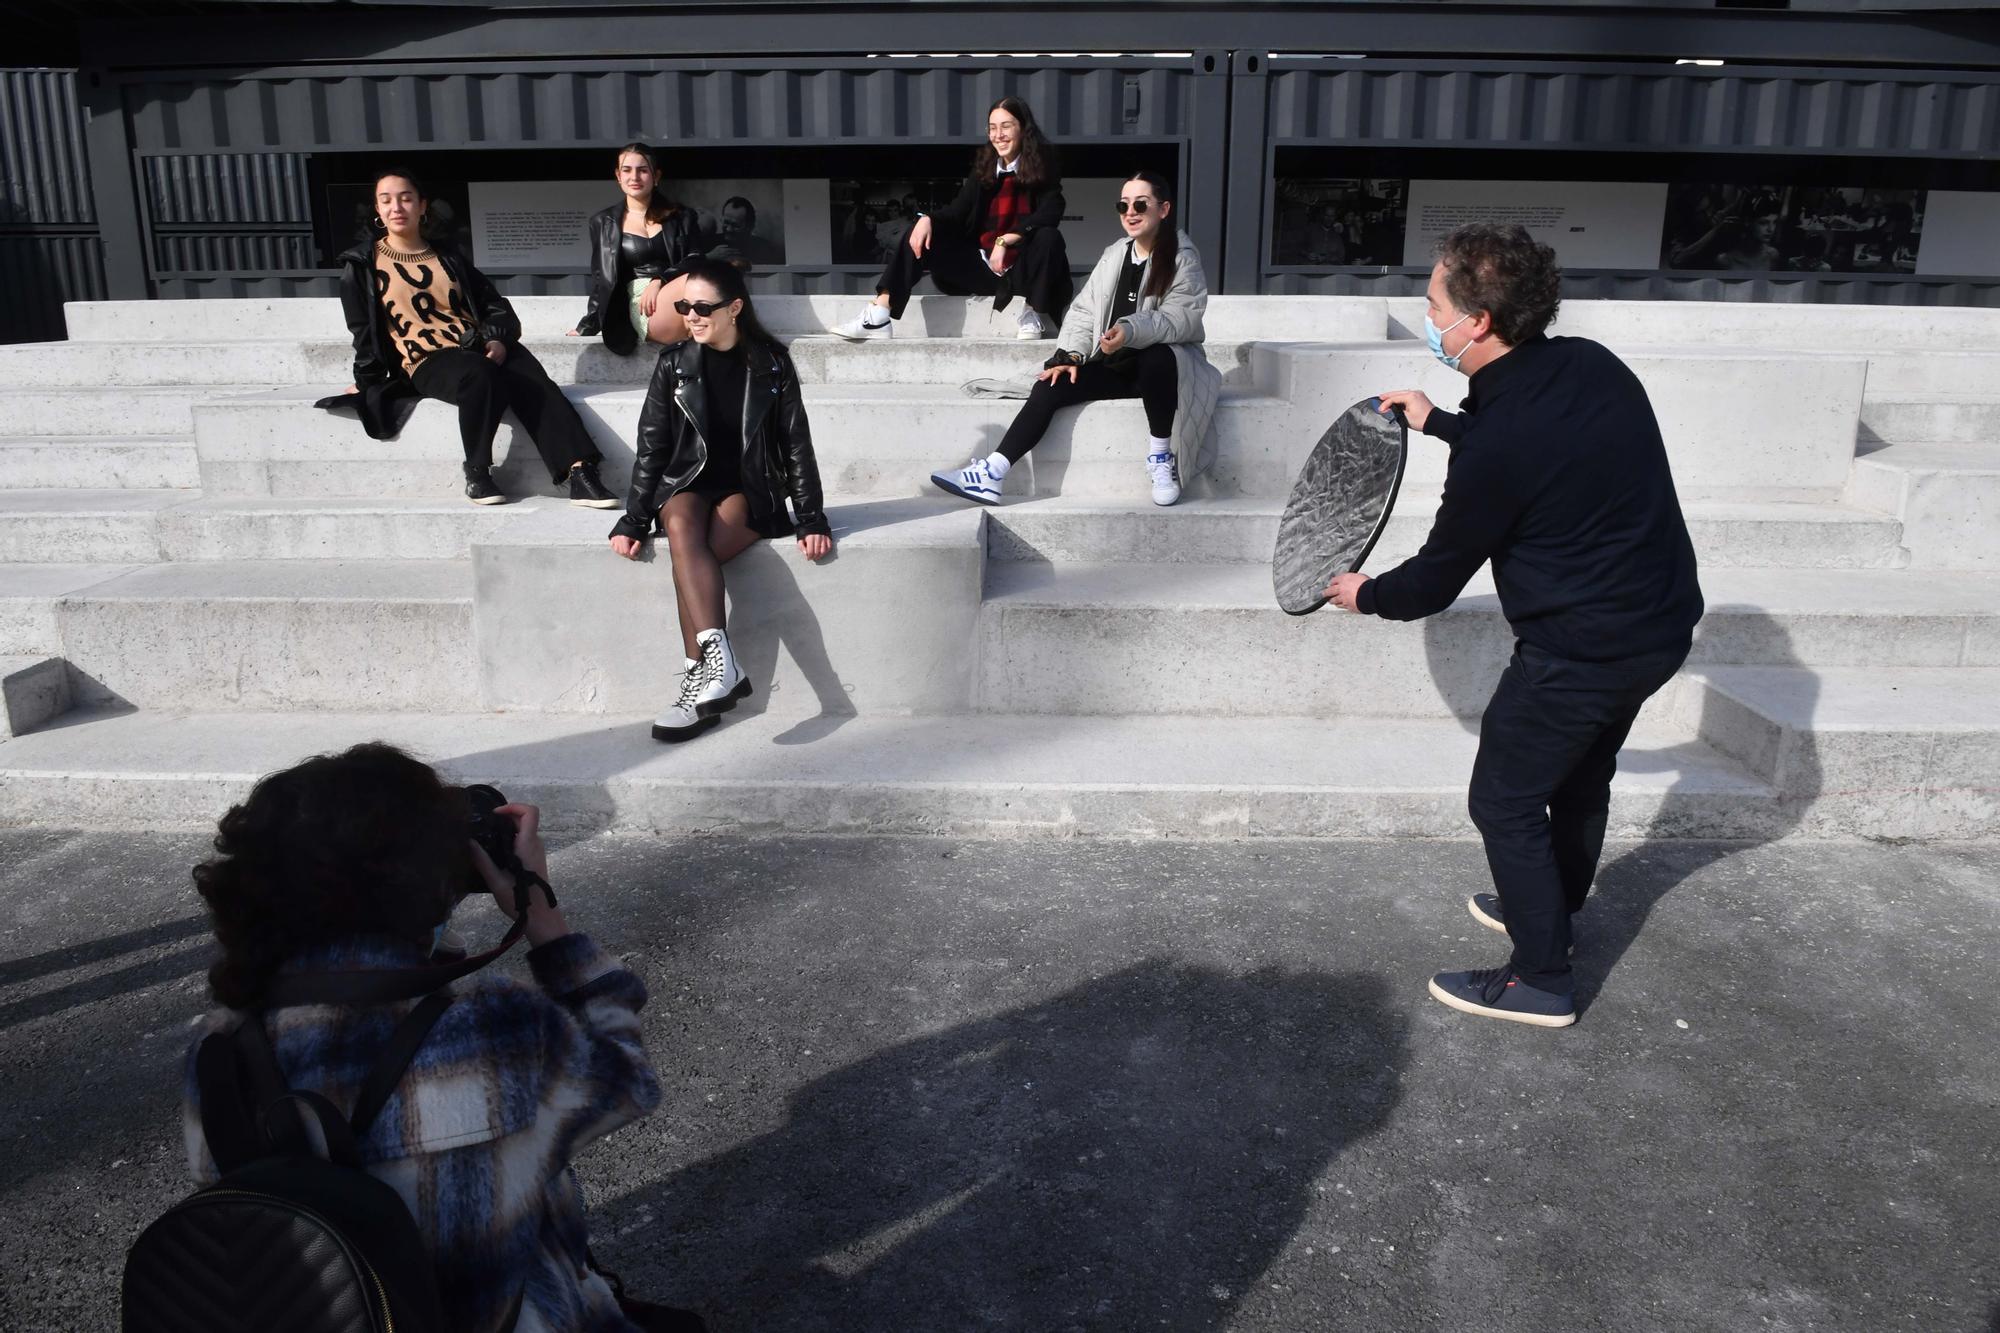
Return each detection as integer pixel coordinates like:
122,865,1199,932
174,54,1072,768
1147,451,1181,507
1015,309,1048,340
692,630,751,716
651,666,717,742
834,307,892,341
931,458,1003,506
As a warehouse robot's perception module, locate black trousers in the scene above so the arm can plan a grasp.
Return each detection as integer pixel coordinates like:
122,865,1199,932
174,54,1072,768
1467,639,1689,991
409,344,601,484
876,222,1072,320
997,344,1178,463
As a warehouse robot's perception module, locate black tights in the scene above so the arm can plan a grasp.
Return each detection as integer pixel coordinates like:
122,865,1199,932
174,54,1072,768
660,490,764,660
997,344,1178,463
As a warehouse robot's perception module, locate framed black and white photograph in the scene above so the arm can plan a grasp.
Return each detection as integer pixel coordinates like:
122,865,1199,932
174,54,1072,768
1271,178,1408,267
1661,183,1925,273
830,178,966,265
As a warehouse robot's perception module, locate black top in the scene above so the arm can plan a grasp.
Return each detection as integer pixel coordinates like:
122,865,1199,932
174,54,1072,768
1358,335,1704,662
694,341,749,494
1103,242,1148,364
617,226,671,277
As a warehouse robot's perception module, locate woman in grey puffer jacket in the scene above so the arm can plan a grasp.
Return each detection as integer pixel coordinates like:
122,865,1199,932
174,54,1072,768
930,170,1222,509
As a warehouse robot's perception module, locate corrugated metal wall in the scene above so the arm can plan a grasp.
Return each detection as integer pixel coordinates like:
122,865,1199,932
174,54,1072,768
0,68,104,342
1267,270,2000,306
139,150,317,281
1264,59,2000,156
120,60,1199,152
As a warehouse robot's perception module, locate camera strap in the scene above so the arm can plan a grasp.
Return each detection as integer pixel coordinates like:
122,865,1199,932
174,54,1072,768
259,870,558,1008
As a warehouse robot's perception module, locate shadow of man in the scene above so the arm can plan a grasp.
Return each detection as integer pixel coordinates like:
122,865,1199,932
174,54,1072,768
720,542,856,745
594,960,1407,1332
1423,606,1820,1015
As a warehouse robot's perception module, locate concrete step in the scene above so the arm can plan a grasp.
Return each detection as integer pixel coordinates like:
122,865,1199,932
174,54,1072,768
0,655,70,739
0,706,1782,840
0,437,201,490
985,496,1908,571
0,491,186,563
1846,443,2000,570
48,560,476,712
1860,396,2000,446
1672,665,2000,839
1853,350,2000,398
61,294,1393,346
191,384,1301,502
0,564,143,654
0,386,232,439
0,334,1268,391
974,562,2000,719
1387,295,2000,352
470,498,984,715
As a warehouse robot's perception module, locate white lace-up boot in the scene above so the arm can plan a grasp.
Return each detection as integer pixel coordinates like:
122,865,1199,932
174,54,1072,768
651,662,717,742
692,629,751,717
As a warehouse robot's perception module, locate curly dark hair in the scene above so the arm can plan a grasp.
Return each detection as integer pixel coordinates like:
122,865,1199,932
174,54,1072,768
1435,223,1562,346
970,96,1057,191
193,743,473,1009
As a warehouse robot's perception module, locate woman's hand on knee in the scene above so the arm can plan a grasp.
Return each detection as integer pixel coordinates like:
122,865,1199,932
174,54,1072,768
610,535,643,560
484,340,508,365
797,532,832,562
639,279,664,316
907,216,933,256
1037,364,1079,386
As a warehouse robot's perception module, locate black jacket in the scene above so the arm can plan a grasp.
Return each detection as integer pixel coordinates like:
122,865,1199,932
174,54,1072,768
611,338,831,542
1359,335,1704,661
930,168,1065,240
318,237,521,440
573,204,719,356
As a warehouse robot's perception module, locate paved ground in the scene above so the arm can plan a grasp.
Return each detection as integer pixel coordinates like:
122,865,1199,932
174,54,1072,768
0,830,1995,1332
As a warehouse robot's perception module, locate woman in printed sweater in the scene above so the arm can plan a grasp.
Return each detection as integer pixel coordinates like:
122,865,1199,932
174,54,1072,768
569,142,721,354
833,96,1073,342
322,168,620,508
181,743,696,1332
610,258,835,742
931,170,1216,508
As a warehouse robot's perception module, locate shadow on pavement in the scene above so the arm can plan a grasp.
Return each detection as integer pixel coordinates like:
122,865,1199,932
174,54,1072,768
599,958,1406,1332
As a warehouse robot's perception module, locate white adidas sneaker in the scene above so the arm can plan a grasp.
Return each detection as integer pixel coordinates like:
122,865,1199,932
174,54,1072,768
931,458,1004,506
1147,451,1182,507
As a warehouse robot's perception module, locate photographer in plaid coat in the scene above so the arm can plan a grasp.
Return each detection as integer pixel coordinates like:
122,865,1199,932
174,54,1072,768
180,743,688,1332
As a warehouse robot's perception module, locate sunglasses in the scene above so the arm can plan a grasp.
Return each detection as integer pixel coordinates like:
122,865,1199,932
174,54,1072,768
1114,199,1156,216
672,299,732,317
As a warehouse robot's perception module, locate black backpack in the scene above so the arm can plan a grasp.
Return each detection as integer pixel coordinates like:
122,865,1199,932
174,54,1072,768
122,935,529,1333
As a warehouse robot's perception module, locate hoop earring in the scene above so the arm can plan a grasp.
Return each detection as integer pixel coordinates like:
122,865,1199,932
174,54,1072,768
371,216,387,233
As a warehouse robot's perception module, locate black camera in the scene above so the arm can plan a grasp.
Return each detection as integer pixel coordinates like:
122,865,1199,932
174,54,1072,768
450,783,556,916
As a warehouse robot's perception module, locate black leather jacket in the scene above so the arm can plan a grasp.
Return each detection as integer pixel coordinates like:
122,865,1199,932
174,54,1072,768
611,338,831,542
320,237,521,440
931,168,1065,238
574,203,718,356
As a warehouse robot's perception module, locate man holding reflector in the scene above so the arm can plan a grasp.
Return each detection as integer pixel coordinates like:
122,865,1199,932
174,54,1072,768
1327,223,1704,1029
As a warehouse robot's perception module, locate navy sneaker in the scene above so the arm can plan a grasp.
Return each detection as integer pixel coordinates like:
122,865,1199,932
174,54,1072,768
1428,966,1576,1028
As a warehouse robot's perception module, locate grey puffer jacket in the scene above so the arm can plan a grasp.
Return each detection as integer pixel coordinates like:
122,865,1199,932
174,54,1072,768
1051,231,1223,483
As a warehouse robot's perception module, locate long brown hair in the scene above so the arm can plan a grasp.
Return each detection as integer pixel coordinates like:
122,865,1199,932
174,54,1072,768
614,142,682,226
969,96,1055,191
1126,170,1180,303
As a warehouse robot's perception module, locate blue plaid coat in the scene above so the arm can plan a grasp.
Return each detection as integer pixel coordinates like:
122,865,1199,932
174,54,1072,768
183,932,663,1333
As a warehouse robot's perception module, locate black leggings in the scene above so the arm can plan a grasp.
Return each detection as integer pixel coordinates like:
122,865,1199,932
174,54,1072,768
410,344,601,483
997,343,1178,464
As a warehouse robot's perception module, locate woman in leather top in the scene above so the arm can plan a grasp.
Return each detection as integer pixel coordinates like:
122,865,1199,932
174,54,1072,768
569,143,720,355
608,258,834,742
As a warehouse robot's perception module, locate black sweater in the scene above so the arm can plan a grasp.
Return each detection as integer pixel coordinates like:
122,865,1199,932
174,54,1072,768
1358,335,1704,661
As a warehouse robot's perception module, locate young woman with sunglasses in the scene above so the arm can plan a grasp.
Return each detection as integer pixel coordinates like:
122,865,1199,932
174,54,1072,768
833,96,1072,343
609,258,834,742
569,142,720,354
321,168,620,508
931,171,1219,508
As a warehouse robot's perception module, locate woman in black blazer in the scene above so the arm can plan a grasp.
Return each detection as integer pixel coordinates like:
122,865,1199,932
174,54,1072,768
833,96,1072,342
569,142,720,354
608,258,834,743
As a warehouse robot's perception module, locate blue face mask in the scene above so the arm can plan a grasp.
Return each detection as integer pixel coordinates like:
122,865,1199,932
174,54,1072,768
1425,311,1473,371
